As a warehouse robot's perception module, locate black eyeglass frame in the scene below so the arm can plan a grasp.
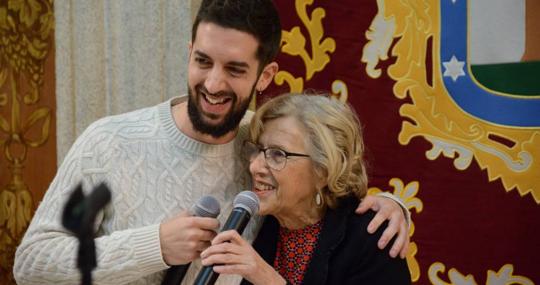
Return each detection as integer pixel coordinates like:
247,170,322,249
243,140,310,170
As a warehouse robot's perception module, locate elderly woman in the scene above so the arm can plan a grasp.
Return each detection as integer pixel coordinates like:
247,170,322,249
200,93,411,285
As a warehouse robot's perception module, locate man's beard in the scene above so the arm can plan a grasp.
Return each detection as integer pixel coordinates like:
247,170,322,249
187,83,255,138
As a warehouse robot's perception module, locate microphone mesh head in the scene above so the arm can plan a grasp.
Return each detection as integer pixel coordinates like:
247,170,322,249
191,195,221,218
233,191,260,215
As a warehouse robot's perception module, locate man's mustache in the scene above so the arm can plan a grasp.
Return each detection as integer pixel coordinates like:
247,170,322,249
196,84,236,99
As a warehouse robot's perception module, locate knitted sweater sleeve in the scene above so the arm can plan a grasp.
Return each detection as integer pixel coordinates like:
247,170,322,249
13,118,168,285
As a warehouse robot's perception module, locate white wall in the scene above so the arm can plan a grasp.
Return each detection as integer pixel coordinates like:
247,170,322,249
55,0,193,163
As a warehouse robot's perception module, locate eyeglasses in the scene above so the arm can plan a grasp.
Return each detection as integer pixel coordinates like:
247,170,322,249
243,141,310,171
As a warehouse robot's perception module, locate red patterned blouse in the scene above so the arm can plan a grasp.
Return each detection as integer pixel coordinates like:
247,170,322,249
273,220,324,285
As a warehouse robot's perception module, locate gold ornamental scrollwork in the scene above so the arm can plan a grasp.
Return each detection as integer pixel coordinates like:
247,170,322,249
362,0,540,202
0,0,54,283
369,178,423,282
274,0,346,100
428,263,534,285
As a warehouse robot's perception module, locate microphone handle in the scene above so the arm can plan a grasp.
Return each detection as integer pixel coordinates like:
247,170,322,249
192,266,219,285
161,263,190,285
162,197,220,285
221,208,251,232
193,208,251,285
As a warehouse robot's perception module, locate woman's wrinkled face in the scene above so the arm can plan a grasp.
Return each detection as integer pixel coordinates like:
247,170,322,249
249,116,322,217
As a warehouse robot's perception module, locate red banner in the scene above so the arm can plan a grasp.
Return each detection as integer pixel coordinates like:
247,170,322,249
266,1,540,284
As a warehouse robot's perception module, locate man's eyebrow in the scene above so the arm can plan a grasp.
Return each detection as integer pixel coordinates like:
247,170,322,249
194,50,210,58
193,50,250,69
227,61,250,69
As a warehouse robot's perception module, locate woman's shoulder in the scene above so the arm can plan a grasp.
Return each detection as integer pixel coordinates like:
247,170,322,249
323,197,411,284
329,196,389,245
334,196,379,227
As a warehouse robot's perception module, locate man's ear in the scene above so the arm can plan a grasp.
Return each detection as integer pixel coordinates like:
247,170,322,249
188,42,193,55
256,61,279,92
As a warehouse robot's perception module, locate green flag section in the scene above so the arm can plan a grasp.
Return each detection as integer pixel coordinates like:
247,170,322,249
471,61,540,95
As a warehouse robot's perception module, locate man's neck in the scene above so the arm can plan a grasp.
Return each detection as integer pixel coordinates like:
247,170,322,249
171,101,239,145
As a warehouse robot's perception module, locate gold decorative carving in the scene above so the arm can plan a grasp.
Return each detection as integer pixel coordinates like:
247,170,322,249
363,0,540,203
0,0,54,283
428,263,534,285
361,0,396,79
274,70,304,93
369,178,423,282
274,0,338,95
331,79,348,102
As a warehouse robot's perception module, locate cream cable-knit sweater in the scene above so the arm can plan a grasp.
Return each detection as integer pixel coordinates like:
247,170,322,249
14,96,260,285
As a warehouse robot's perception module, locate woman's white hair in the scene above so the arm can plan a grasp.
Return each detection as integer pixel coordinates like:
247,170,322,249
250,93,368,208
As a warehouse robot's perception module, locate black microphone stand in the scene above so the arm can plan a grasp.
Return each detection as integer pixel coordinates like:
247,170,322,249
62,183,111,285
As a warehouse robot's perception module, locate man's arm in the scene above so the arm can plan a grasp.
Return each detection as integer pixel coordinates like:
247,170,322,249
15,213,166,285
13,123,168,285
356,194,410,258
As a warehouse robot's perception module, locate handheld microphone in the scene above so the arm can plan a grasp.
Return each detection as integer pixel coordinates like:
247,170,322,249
193,191,259,285
161,196,221,285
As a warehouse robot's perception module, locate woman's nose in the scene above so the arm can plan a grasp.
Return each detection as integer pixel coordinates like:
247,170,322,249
249,151,269,174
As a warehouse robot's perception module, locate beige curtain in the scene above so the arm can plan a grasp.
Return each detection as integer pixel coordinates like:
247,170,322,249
55,0,201,163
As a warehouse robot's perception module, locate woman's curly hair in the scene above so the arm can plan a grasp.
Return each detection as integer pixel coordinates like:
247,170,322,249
249,93,368,209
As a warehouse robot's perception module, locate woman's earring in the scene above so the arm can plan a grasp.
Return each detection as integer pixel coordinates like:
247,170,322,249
315,191,323,207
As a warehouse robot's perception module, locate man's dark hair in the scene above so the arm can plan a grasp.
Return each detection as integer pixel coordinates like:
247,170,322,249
192,0,282,69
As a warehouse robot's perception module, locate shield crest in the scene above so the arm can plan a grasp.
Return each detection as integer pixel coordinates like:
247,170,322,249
362,0,540,202
440,0,540,127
